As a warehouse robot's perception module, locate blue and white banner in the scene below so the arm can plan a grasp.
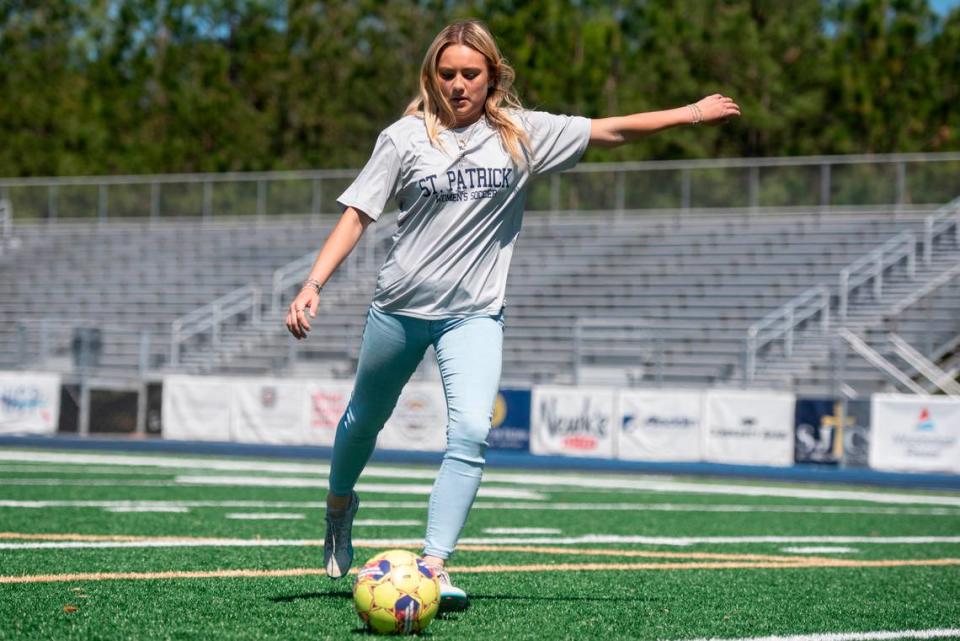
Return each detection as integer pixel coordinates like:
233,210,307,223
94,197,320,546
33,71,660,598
703,390,795,466
531,386,617,458
617,389,702,462
0,371,60,434
794,398,842,465
489,388,531,451
870,394,960,473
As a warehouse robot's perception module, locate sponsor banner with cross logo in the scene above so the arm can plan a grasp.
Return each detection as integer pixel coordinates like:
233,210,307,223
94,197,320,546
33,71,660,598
530,385,617,458
794,398,873,467
617,389,703,462
869,394,960,473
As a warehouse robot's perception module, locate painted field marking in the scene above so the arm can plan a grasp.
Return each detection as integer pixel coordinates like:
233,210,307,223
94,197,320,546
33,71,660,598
1,499,958,517
172,476,546,500
353,519,422,527
454,545,820,563
3,558,960,585
672,628,960,641
0,478,546,500
780,546,859,554
3,450,959,507
2,532,960,550
483,528,562,534
103,506,189,513
223,513,306,520
454,535,960,547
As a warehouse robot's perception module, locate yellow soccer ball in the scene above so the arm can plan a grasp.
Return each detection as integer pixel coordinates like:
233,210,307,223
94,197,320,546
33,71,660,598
353,549,440,635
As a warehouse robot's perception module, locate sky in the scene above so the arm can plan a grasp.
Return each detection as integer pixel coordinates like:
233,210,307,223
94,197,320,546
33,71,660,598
931,0,960,14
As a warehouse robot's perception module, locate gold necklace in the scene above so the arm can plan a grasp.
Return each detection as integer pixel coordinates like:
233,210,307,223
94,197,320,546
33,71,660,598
453,118,482,151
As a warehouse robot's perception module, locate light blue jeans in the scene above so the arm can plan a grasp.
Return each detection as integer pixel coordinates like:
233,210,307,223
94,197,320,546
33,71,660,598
328,305,505,559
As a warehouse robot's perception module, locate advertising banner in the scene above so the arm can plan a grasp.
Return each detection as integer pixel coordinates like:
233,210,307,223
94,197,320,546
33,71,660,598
488,388,531,451
794,398,873,466
794,398,841,464
231,379,310,444
617,389,702,462
703,390,795,466
378,382,448,452
530,386,617,458
841,400,871,468
0,371,60,434
870,394,960,473
162,375,233,441
304,380,354,447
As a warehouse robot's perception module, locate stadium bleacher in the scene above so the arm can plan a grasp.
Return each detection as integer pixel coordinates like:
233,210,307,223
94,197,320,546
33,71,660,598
3,202,957,397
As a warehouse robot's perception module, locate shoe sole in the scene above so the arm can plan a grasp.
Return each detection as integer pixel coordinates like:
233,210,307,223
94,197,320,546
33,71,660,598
439,593,470,613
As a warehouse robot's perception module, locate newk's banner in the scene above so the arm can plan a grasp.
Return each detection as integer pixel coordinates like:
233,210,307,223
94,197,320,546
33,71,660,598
530,386,617,458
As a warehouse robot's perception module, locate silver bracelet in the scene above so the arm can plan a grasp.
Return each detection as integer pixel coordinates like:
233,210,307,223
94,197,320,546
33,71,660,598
302,278,323,294
688,103,703,125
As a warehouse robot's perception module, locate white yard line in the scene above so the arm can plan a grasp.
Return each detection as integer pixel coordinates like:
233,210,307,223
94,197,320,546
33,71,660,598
0,500,334,509
0,499,958,517
779,547,859,554
223,513,305,520
0,478,546,500
671,628,960,641
174,476,546,500
1,534,958,551
1,479,184,486
483,527,562,534
481,472,960,507
2,450,959,506
103,506,189,513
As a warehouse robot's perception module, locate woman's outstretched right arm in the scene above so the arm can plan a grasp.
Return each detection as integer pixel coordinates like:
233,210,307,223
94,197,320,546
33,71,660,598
286,206,374,340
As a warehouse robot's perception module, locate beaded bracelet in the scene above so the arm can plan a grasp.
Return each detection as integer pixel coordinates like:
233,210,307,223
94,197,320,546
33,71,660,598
302,278,323,294
688,103,703,125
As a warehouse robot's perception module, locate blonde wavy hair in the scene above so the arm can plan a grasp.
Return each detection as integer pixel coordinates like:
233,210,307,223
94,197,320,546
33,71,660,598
404,20,530,167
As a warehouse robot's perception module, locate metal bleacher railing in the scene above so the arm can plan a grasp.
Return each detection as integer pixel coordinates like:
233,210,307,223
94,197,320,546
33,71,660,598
2,152,960,220
4,153,960,399
742,195,960,386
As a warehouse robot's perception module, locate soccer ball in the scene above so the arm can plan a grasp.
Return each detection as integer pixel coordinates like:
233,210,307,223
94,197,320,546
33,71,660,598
353,549,440,635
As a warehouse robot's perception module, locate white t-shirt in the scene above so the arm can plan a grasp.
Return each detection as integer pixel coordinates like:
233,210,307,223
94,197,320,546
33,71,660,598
337,110,591,319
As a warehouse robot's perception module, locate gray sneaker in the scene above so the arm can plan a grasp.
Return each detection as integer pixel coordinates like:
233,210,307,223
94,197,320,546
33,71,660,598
432,566,469,613
324,491,359,579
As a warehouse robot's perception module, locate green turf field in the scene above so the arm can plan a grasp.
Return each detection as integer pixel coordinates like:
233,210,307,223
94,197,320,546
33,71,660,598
1,447,959,641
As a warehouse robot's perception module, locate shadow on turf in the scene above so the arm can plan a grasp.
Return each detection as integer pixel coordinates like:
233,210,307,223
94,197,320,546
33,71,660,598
469,593,644,603
270,591,639,606
269,589,353,603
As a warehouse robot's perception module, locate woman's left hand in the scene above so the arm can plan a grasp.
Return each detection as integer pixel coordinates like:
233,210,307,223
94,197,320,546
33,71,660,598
695,94,741,125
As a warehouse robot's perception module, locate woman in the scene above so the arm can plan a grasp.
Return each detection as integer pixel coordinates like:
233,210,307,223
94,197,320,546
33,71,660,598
286,19,739,611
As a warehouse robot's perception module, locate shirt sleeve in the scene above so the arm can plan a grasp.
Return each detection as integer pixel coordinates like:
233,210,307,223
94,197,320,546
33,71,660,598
522,110,592,177
336,132,402,221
